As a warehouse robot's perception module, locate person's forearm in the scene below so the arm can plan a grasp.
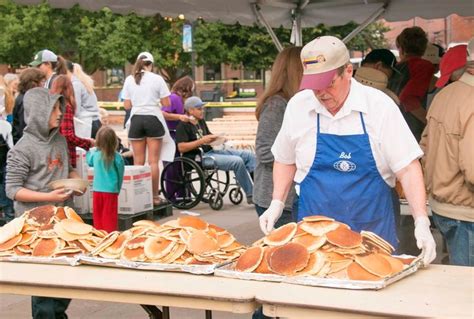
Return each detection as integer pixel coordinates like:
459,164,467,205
395,160,427,219
14,188,53,202
178,140,204,154
272,161,297,202
410,107,427,124
162,111,183,121
124,100,132,110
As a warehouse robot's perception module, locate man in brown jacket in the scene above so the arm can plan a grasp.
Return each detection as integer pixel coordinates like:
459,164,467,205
420,39,474,266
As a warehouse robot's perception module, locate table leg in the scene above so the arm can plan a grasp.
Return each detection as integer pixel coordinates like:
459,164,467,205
205,309,212,319
140,304,163,319
163,306,170,319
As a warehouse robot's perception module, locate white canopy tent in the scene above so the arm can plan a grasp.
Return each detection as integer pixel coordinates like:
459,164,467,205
14,0,474,49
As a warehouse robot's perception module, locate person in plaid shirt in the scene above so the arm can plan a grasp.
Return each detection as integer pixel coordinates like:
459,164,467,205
50,75,94,167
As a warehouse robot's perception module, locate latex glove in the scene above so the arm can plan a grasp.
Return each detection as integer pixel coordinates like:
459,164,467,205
414,216,437,266
259,200,285,235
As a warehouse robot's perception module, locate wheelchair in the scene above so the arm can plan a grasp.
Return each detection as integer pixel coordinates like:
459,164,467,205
160,152,244,210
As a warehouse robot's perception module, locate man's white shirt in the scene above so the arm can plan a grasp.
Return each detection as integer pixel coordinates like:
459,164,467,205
271,79,422,194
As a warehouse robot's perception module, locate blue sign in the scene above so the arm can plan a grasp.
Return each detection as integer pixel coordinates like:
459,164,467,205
183,24,193,52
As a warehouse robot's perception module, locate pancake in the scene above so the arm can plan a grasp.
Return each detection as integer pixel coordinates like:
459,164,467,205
297,251,326,276
179,229,190,244
0,234,22,252
121,247,146,262
92,229,108,238
54,247,82,257
235,246,264,272
98,250,120,259
37,224,57,238
186,230,219,254
216,232,235,248
328,259,353,274
144,237,175,260
132,220,159,228
222,241,245,252
64,207,84,223
177,216,208,230
60,219,92,235
361,231,394,254
300,221,340,236
347,262,382,281
0,216,25,245
160,243,186,264
27,205,55,226
13,247,29,256
90,231,120,255
323,251,352,263
394,256,416,265
208,224,226,234
127,236,148,249
355,253,393,278
32,238,60,257
54,206,67,220
53,223,88,242
379,254,405,275
293,223,306,238
263,222,297,246
268,242,310,276
107,231,133,254
254,246,276,274
16,245,32,253
292,234,326,252
302,215,335,222
326,227,362,248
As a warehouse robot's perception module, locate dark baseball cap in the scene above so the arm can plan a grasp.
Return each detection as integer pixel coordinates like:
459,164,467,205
362,49,399,73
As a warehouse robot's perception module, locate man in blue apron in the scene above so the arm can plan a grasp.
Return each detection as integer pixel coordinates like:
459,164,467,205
259,36,436,266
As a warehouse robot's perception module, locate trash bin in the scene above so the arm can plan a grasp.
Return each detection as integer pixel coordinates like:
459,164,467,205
201,89,224,121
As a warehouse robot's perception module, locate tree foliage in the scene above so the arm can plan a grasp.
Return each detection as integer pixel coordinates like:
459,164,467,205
0,1,390,81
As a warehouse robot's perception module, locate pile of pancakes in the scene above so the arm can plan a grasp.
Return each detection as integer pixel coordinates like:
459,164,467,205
0,205,107,258
234,215,413,281
89,216,246,265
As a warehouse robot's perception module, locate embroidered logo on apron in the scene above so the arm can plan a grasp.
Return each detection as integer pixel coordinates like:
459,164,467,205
333,160,356,172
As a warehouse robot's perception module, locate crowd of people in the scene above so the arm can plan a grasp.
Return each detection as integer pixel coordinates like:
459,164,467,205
0,25,472,319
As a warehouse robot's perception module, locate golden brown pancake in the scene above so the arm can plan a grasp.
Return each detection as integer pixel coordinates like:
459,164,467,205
216,232,235,248
292,234,326,252
302,215,335,222
178,216,208,230
32,238,59,257
59,219,92,235
254,246,276,274
379,254,405,275
263,222,298,246
144,237,175,260
297,251,326,276
0,234,22,251
64,207,84,223
300,221,340,236
235,246,264,272
121,247,146,262
268,242,310,276
355,253,392,278
90,231,120,255
326,227,363,248
347,262,382,281
54,206,67,220
18,232,36,246
208,224,226,234
186,230,219,254
222,241,244,252
0,216,25,245
127,236,148,249
27,205,55,226
107,231,132,254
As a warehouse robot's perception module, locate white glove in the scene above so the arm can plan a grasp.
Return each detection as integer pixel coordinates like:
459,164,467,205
414,216,437,267
259,200,285,235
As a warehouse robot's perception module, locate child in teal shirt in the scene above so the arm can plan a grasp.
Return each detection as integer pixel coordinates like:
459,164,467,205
87,126,124,232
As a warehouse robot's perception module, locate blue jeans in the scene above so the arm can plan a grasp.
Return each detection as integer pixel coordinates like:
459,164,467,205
433,212,473,266
0,166,14,222
32,296,71,319
205,149,255,197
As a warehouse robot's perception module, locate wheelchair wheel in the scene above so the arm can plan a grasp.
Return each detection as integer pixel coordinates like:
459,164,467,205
229,187,243,205
209,192,224,210
160,157,205,210
206,170,230,197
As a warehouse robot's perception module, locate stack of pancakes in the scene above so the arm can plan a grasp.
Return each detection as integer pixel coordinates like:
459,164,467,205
89,216,246,265
234,215,413,281
0,205,108,258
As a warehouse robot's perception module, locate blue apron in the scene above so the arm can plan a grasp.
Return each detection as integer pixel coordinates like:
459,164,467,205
297,113,398,248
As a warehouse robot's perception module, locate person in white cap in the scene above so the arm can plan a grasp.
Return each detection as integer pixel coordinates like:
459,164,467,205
29,49,66,89
420,38,474,266
259,36,436,266
122,51,175,206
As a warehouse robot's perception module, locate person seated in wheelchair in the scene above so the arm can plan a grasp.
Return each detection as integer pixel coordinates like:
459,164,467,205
175,96,256,204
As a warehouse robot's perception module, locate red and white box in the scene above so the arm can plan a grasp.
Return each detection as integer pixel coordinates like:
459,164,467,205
88,165,153,214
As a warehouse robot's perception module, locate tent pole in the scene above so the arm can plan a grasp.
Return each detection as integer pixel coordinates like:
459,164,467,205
342,5,386,43
252,3,284,52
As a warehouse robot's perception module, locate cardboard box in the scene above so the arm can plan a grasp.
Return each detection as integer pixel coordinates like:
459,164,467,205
73,147,90,214
88,165,153,214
